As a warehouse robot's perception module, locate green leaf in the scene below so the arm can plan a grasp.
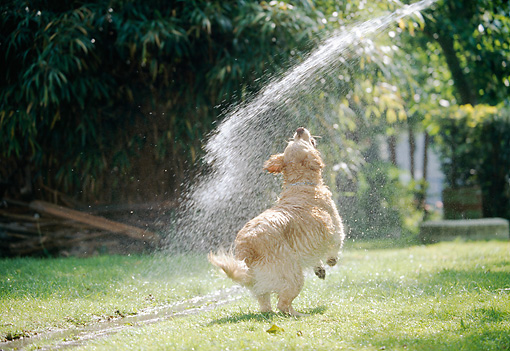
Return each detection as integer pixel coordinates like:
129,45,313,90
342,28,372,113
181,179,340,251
266,324,284,334
386,108,397,123
75,39,88,54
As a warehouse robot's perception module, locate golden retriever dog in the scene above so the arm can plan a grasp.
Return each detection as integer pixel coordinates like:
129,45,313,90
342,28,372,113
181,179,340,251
208,127,344,316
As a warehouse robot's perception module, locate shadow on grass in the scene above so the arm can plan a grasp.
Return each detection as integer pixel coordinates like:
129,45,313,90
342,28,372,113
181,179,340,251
354,260,510,296
422,267,510,293
209,305,327,325
345,238,509,252
359,322,510,351
344,238,418,251
471,307,510,323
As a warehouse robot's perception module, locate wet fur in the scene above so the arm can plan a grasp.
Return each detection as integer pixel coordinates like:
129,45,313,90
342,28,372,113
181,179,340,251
208,128,344,316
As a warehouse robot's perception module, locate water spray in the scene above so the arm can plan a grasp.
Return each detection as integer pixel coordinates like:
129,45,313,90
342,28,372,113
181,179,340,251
163,0,437,254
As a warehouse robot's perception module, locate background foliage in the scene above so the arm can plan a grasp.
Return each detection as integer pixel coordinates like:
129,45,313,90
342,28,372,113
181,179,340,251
0,0,325,202
432,103,510,219
1,0,510,235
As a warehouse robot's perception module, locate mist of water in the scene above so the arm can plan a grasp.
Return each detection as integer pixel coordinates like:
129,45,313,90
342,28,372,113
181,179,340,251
162,0,436,254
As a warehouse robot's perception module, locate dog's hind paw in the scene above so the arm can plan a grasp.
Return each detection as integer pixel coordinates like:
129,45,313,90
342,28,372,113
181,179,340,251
314,266,326,279
326,257,338,267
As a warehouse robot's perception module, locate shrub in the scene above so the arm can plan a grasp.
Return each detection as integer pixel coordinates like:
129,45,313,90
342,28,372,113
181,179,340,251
0,0,325,203
432,103,510,219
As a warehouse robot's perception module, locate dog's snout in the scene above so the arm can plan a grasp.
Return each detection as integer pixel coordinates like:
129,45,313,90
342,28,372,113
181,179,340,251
295,127,305,136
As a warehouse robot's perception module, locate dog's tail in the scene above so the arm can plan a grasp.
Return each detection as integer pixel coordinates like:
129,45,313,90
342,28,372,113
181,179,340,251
208,250,251,286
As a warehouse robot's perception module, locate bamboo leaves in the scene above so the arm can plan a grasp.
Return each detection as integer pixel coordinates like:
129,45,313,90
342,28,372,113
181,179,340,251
0,0,325,201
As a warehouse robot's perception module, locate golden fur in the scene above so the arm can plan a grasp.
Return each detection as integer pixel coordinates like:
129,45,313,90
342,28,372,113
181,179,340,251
208,127,344,316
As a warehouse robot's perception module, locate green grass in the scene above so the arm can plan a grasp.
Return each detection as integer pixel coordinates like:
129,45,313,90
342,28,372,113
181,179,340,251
0,253,229,341
1,241,509,350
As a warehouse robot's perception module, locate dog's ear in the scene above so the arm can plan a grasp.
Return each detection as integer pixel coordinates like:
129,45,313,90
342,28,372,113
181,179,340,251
302,153,324,171
264,153,284,173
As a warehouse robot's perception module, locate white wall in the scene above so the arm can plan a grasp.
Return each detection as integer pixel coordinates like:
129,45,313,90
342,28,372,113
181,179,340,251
395,132,444,207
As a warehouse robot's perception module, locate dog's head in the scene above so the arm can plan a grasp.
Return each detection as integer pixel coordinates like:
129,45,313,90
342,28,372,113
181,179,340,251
264,127,324,183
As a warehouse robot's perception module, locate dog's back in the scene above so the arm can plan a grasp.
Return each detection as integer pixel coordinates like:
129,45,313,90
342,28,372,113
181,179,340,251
234,189,341,268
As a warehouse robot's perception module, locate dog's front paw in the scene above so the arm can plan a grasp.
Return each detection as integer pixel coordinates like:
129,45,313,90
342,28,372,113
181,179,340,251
326,257,338,267
314,266,326,280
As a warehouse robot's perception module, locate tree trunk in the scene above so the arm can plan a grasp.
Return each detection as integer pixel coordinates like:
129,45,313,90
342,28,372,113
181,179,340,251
421,131,430,218
423,131,429,184
434,32,477,105
388,135,397,166
408,122,416,180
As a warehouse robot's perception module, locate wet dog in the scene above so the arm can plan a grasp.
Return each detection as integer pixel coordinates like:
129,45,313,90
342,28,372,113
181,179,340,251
208,127,344,316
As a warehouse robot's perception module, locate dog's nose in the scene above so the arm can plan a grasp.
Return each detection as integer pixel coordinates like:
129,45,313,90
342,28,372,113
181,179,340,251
295,127,305,136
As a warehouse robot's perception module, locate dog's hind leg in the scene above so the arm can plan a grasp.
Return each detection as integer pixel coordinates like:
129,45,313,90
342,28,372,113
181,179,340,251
314,261,326,279
256,293,272,313
326,256,338,266
276,263,306,317
326,242,342,267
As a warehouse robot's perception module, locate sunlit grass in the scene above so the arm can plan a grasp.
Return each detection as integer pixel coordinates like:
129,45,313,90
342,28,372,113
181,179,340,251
0,254,231,341
1,241,509,350
78,241,510,351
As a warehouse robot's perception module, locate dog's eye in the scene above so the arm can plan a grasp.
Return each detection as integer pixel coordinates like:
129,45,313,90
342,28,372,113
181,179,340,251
311,138,317,147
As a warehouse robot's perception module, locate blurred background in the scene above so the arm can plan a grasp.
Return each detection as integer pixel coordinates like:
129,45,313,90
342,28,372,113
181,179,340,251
1,0,509,256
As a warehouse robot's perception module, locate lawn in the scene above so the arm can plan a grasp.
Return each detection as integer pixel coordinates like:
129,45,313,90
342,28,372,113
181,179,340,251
1,241,509,350
0,253,228,342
